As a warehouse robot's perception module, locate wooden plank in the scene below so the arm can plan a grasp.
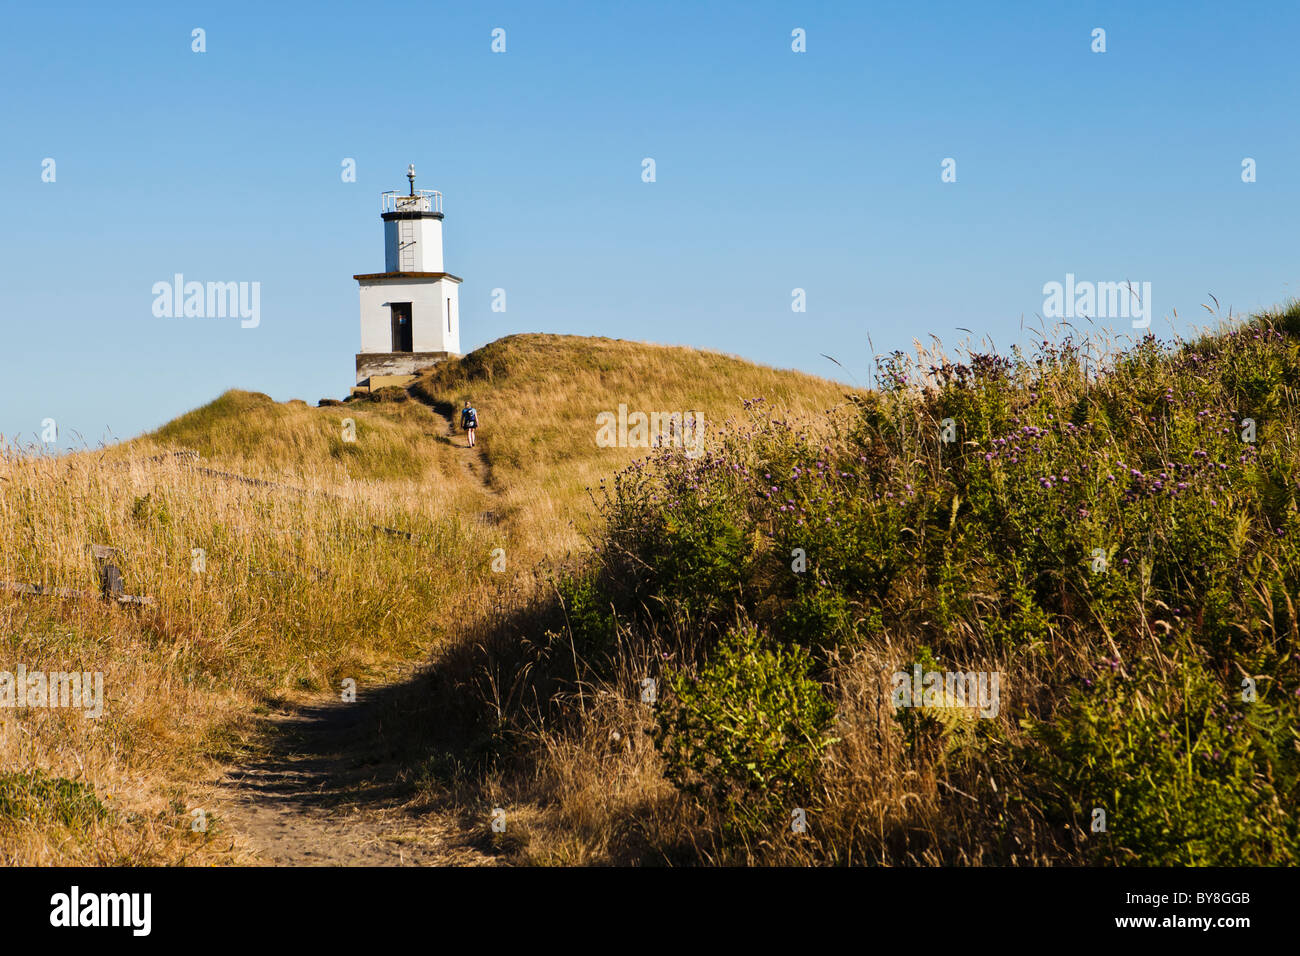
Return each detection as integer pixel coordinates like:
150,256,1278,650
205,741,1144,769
0,580,154,606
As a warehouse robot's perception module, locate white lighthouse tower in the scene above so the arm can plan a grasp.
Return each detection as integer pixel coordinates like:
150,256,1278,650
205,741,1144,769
354,165,462,387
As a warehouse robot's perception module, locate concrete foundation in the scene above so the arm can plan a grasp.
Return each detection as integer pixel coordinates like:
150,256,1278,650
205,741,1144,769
356,351,451,386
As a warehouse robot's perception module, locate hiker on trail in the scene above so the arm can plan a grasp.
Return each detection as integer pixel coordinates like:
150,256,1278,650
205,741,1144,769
460,400,479,447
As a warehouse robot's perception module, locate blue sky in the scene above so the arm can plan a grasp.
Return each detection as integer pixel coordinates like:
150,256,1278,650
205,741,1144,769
3,0,1298,448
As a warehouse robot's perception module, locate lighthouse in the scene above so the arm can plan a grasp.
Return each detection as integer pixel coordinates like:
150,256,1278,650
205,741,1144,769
353,165,462,387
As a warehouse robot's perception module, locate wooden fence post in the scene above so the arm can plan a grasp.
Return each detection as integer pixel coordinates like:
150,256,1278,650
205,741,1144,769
92,544,125,602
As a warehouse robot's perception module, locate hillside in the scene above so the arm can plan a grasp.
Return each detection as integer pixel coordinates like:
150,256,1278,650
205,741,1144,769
410,334,856,554
7,315,1299,867
0,334,855,865
395,308,1300,865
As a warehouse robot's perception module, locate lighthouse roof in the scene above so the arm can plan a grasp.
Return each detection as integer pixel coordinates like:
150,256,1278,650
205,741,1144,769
353,271,463,283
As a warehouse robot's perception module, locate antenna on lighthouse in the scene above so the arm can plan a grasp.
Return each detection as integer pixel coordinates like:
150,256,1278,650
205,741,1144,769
407,164,416,196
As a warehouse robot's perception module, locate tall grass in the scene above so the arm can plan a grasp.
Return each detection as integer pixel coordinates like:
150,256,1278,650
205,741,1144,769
412,334,855,556
0,394,496,863
0,338,850,864
402,314,1300,865
13,318,1295,867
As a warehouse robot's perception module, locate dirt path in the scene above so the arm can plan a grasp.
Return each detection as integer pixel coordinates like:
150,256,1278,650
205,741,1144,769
215,694,492,866
213,393,501,866
441,404,499,519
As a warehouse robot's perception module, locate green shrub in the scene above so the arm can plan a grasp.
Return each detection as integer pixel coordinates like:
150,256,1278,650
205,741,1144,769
0,770,108,828
779,585,855,650
653,500,751,620
564,313,1300,860
1023,653,1300,865
651,624,837,835
557,573,617,660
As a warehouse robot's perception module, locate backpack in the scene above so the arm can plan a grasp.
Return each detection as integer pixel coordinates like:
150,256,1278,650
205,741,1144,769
462,408,477,428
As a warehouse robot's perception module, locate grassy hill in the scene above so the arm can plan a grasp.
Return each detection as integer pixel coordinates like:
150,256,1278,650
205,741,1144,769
0,334,855,864
397,311,1300,865
410,333,856,555
6,317,1299,867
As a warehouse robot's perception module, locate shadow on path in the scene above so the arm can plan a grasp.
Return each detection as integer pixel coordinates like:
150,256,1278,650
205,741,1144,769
217,684,494,866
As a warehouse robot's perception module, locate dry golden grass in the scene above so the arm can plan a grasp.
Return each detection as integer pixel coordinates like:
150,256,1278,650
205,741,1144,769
0,391,499,862
443,313,1300,867
413,334,857,556
1,334,852,865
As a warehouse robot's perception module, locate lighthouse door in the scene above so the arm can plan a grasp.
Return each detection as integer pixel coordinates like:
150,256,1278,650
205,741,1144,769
390,303,413,352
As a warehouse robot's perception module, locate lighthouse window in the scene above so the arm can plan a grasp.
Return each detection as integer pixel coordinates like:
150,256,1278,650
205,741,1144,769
447,298,452,332
390,303,413,352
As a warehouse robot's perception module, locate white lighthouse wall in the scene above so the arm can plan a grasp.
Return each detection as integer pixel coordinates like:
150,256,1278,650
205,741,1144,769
417,219,444,272
358,278,461,354
383,220,398,272
412,278,460,352
358,281,391,352
383,217,444,273
440,279,460,354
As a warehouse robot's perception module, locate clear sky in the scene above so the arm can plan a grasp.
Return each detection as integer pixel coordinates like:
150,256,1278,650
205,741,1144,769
3,0,1298,449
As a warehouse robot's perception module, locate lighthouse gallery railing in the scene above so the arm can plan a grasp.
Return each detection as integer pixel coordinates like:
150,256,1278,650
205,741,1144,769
381,189,442,214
